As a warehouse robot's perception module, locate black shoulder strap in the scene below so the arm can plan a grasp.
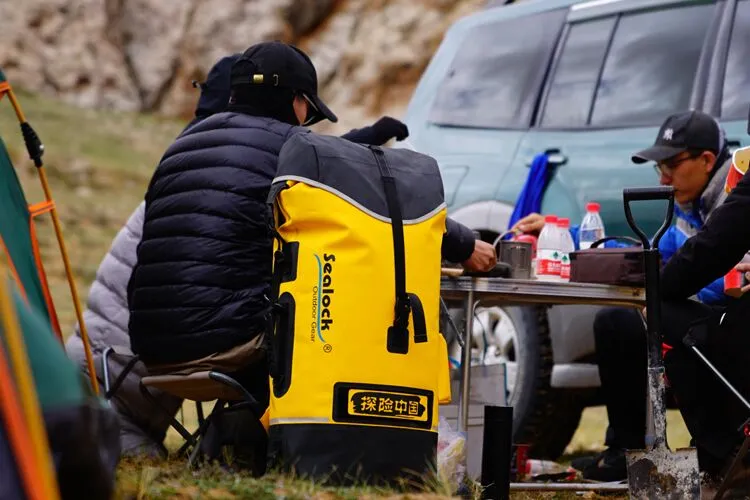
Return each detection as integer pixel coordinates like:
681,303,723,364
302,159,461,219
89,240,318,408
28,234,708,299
370,146,427,353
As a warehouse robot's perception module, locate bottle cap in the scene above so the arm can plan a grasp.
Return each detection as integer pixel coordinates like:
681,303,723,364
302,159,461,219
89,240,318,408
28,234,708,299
544,215,558,224
586,202,600,212
557,217,570,228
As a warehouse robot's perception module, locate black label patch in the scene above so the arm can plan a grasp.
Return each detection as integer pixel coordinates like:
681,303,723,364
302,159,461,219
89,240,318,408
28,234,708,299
332,382,433,430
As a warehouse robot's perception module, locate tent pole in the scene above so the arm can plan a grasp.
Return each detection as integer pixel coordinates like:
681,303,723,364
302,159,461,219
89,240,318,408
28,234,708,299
0,267,61,500
1,84,100,396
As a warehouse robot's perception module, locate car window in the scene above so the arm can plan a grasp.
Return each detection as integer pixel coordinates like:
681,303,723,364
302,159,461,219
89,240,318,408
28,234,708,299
721,0,750,120
540,18,616,128
428,9,566,129
590,3,715,127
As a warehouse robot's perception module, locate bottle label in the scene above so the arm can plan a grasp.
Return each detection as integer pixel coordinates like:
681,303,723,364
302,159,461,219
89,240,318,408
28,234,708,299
560,253,570,280
536,248,561,276
579,229,604,249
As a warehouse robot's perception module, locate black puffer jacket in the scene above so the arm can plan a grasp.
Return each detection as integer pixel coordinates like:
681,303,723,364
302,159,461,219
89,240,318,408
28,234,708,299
128,112,303,364
128,112,477,364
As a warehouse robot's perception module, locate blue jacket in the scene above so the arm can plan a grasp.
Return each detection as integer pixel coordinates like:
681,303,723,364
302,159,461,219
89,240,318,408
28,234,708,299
570,160,731,305
128,113,303,364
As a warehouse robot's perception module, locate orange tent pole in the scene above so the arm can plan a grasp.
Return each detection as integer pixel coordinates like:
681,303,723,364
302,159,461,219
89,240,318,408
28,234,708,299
0,341,48,500
0,82,99,395
0,267,60,500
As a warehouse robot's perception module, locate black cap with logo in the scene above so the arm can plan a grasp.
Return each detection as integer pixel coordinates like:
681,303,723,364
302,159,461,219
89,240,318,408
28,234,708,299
631,110,723,164
230,41,337,126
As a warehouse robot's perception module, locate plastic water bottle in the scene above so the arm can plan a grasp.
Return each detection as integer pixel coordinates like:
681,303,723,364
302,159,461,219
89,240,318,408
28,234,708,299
579,202,606,250
522,459,576,481
535,215,561,282
557,218,575,282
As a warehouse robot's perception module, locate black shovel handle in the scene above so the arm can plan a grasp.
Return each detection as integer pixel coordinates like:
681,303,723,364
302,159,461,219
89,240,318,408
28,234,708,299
623,187,675,250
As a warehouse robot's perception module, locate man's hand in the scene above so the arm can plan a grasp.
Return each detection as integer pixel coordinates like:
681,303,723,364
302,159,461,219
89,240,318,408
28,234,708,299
462,240,497,272
736,263,750,293
512,213,546,234
370,116,409,144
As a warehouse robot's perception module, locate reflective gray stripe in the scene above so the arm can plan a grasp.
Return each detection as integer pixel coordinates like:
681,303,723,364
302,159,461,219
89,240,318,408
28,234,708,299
269,417,330,425
269,417,440,431
273,175,446,225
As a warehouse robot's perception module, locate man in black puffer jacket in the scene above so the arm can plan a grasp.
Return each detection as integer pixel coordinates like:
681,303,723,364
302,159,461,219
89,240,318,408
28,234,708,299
128,42,494,407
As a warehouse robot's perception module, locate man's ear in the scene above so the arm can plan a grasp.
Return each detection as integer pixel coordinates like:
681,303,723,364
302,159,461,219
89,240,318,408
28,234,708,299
704,151,718,173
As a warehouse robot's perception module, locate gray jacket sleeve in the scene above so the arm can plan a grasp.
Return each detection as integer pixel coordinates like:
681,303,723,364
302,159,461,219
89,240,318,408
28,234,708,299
442,217,476,263
69,202,145,352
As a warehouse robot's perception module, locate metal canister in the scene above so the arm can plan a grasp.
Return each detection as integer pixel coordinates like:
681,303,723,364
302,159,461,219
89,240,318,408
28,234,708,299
496,239,533,279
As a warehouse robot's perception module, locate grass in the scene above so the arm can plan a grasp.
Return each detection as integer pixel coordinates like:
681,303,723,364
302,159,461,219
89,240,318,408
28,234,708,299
1,88,694,498
110,404,690,499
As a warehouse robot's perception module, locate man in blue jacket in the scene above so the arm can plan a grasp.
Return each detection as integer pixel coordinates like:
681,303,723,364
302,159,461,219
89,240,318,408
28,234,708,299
573,111,733,481
513,110,732,479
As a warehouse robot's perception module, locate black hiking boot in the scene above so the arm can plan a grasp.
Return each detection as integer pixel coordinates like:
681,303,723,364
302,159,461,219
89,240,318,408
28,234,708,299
580,447,628,482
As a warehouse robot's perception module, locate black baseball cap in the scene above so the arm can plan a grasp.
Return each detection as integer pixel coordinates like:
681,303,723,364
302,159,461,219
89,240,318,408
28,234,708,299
230,41,337,125
191,53,241,118
631,110,723,164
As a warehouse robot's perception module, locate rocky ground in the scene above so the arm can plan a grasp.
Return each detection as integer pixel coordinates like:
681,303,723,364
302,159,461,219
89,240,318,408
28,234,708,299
0,0,487,135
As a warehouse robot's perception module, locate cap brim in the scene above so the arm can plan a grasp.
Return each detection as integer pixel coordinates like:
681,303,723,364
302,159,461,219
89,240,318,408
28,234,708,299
631,145,686,164
303,93,338,125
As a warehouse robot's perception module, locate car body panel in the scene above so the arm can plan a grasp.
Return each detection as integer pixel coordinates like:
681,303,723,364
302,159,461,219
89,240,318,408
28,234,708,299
404,0,750,391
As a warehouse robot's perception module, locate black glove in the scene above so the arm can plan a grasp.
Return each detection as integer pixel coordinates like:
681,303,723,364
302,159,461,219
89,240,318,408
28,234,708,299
341,116,409,146
683,321,710,348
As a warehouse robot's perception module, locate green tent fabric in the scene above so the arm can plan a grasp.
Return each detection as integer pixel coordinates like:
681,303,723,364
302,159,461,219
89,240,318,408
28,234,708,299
0,135,51,325
1,274,121,500
1,276,83,409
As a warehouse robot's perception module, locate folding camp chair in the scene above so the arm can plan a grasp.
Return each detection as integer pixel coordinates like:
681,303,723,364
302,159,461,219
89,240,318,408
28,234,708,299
101,347,266,469
687,345,750,500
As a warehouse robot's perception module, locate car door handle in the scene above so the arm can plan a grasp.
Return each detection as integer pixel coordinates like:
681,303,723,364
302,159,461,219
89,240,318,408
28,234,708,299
526,148,568,167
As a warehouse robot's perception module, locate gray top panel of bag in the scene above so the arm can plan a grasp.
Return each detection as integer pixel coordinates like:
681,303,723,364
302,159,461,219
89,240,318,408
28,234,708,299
271,132,446,224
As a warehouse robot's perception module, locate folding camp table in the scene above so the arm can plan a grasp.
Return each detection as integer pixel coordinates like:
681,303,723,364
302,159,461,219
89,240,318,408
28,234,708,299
440,276,646,493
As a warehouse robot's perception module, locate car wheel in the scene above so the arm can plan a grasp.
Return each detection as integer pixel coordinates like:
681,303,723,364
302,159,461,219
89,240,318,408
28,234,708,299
445,304,584,459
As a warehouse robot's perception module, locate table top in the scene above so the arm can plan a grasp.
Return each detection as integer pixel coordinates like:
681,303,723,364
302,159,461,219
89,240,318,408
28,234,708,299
441,276,645,308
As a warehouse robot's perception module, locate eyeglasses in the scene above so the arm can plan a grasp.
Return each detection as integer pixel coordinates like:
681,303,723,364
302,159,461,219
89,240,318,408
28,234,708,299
653,152,700,178
300,93,319,126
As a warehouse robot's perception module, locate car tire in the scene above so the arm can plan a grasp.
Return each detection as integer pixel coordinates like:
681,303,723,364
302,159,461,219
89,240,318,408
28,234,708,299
509,305,584,459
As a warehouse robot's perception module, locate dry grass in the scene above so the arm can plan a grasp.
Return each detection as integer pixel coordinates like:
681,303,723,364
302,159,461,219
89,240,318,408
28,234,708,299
114,403,689,499
566,406,691,455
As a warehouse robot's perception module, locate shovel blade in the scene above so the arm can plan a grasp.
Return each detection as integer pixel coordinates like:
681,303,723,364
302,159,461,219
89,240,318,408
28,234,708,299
626,446,701,499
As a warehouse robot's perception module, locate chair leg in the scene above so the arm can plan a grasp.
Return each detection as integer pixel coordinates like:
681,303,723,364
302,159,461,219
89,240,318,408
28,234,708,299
714,427,750,500
139,381,194,445
100,347,140,400
208,371,263,417
186,401,229,469
186,436,204,469
106,355,140,400
101,347,113,395
196,401,205,426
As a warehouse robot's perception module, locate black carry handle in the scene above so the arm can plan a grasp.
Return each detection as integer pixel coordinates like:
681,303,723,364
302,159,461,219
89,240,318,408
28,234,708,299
623,186,675,250
590,236,642,248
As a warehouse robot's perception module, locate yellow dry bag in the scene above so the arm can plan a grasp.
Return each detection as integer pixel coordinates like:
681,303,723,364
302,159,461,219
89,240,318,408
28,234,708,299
266,132,451,485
